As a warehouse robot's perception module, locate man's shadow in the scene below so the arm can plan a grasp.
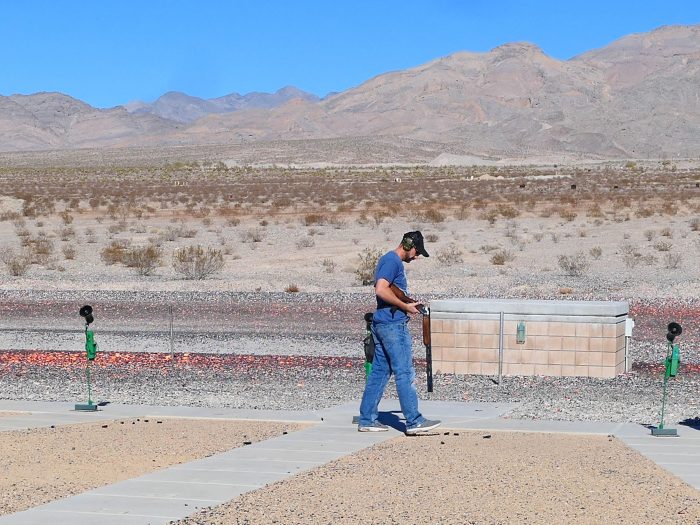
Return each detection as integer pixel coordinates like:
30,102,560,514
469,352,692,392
377,410,406,431
679,417,700,430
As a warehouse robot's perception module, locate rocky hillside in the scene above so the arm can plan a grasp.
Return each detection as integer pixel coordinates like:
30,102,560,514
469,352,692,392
1,24,698,160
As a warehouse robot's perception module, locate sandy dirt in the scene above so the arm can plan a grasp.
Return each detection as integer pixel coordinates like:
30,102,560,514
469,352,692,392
176,430,700,525
0,418,307,516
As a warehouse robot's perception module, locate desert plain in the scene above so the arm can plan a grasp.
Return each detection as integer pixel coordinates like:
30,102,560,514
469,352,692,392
1,151,700,523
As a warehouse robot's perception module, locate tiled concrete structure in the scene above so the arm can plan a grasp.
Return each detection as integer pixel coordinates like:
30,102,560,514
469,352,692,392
430,299,629,378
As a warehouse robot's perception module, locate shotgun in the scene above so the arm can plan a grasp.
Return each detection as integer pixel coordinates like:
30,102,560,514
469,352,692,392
388,284,434,392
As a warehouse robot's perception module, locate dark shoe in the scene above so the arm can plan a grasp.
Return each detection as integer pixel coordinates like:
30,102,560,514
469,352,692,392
358,421,390,432
405,419,441,435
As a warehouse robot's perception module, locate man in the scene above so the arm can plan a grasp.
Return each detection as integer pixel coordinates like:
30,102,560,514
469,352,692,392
358,231,441,435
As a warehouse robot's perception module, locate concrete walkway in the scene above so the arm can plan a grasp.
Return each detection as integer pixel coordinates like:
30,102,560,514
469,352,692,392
0,399,698,524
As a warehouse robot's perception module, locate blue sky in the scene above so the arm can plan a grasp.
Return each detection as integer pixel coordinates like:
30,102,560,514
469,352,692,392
1,1,699,108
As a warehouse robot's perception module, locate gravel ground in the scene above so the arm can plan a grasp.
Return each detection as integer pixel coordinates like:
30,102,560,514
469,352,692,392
0,290,699,426
0,418,305,516
173,431,700,525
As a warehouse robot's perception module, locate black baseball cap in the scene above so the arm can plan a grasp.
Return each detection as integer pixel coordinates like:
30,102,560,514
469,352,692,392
403,231,430,257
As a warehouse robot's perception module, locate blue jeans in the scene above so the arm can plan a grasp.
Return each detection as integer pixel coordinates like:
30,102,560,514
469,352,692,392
359,320,424,428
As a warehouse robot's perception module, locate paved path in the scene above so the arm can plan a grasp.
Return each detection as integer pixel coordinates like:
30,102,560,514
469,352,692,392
0,399,698,524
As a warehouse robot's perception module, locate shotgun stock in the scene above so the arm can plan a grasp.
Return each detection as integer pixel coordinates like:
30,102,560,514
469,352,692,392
388,283,427,315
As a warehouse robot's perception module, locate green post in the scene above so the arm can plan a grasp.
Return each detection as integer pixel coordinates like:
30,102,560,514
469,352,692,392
76,305,98,412
652,323,682,436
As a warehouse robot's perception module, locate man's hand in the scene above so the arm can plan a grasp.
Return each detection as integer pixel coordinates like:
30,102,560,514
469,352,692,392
403,302,423,315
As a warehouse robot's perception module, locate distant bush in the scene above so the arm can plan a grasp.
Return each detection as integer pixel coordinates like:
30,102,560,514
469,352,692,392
101,240,130,265
418,208,445,224
303,213,326,226
62,245,76,260
589,246,602,260
664,252,682,269
296,236,315,249
355,247,382,285
490,249,515,266
2,249,31,276
653,240,672,252
558,208,577,222
479,209,499,225
436,243,464,266
497,204,520,219
124,245,162,276
240,227,266,243
557,252,589,276
321,258,336,273
285,283,300,293
172,245,225,280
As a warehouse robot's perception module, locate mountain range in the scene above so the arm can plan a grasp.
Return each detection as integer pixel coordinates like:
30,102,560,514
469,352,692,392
1,24,699,161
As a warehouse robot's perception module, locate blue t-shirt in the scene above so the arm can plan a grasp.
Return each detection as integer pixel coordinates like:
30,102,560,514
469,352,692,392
373,251,409,324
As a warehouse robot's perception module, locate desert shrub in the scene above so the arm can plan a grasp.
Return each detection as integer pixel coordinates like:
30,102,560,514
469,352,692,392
587,203,604,218
296,237,315,249
479,208,499,225
355,247,382,285
490,249,515,266
303,213,326,226
321,258,336,273
124,245,162,276
58,226,75,241
558,208,577,222
241,228,266,243
635,206,655,218
59,210,74,225
27,235,55,265
664,252,682,269
660,227,673,238
661,203,679,216
479,244,498,253
328,216,346,229
84,227,97,244
101,240,130,265
497,204,520,219
456,205,470,220
2,249,31,276
690,218,700,232
589,246,602,260
172,245,225,279
644,229,656,241
371,211,389,226
425,233,439,243
107,222,128,234
436,242,464,266
418,208,445,224
621,244,643,268
285,283,300,293
557,252,589,276
62,245,76,260
653,240,672,252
